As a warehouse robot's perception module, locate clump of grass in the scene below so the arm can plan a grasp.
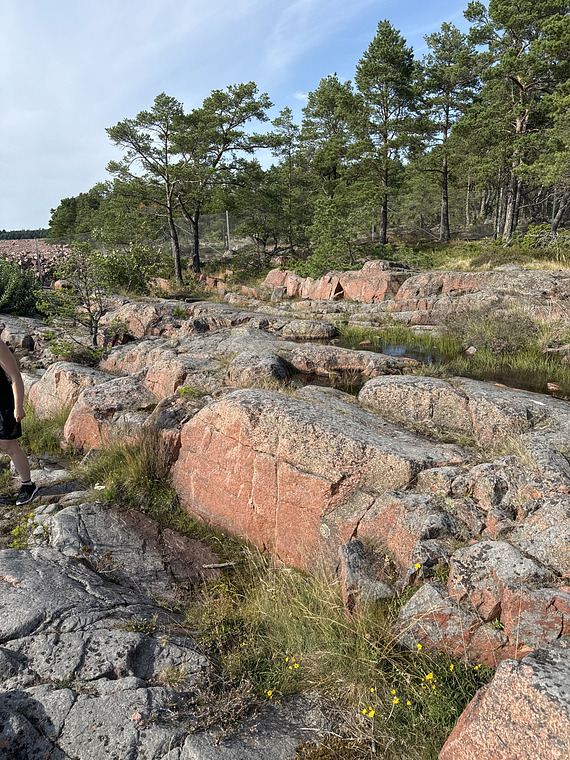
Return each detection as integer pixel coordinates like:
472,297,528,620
20,401,73,459
75,427,178,520
74,426,248,565
185,548,493,759
446,347,570,397
337,324,461,361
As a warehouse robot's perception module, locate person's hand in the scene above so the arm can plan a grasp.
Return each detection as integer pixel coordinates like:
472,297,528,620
14,404,25,422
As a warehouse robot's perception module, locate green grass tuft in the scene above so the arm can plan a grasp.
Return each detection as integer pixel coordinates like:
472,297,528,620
185,549,493,759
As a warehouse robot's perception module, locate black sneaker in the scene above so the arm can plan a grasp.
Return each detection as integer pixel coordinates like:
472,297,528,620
15,483,39,506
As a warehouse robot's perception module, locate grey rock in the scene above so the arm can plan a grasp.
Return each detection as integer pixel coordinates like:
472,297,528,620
280,319,338,340
179,694,332,760
448,540,555,621
338,540,394,612
226,351,291,385
358,375,473,436
45,501,220,596
510,496,570,574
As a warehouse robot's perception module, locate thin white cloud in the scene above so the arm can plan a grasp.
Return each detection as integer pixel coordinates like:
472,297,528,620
264,0,378,75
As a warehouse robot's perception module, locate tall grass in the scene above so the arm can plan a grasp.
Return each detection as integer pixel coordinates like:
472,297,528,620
186,548,493,760
75,427,178,519
338,319,570,397
20,401,72,458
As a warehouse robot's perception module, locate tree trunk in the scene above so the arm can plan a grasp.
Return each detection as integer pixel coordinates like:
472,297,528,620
502,169,521,242
177,197,202,274
494,183,503,241
440,152,450,241
167,210,183,284
380,165,388,245
440,119,450,242
192,206,201,273
552,191,570,234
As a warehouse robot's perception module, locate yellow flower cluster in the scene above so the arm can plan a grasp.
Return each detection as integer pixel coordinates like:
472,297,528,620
286,655,300,670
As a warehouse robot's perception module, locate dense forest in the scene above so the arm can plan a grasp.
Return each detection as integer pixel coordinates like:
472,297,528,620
47,0,570,282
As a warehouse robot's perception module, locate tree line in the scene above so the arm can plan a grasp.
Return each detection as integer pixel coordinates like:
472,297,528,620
0,229,48,240
48,0,570,282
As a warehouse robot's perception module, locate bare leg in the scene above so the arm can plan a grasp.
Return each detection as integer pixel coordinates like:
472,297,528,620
0,439,31,482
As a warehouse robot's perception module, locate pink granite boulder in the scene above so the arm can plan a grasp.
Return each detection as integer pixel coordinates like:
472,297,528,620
439,639,570,760
28,362,112,419
63,376,157,449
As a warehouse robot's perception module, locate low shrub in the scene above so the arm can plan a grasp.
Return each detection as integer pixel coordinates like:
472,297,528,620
0,260,39,315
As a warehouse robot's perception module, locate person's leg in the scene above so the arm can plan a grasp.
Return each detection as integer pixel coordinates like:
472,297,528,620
0,438,31,482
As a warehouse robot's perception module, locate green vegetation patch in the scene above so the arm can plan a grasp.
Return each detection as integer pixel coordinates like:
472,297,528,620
185,550,493,760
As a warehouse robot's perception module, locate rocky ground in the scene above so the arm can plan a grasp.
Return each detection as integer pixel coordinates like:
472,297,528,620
2,261,570,759
0,238,71,277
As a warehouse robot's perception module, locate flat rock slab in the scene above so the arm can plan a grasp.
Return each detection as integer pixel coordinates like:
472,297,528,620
439,639,570,760
0,545,209,760
45,501,220,597
176,694,332,760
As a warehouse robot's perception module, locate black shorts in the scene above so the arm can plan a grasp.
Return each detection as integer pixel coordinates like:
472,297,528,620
0,405,21,440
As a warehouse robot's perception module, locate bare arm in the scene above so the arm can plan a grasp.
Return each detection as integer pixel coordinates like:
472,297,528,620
0,340,25,422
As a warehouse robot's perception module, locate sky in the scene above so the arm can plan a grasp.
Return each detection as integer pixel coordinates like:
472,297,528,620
0,0,470,231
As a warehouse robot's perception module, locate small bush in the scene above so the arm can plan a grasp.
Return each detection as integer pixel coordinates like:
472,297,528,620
99,244,171,295
0,260,39,315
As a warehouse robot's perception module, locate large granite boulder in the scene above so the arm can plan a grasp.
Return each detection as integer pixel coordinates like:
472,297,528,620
28,361,113,418
359,375,473,436
63,376,156,449
359,374,570,445
172,388,465,569
439,639,570,760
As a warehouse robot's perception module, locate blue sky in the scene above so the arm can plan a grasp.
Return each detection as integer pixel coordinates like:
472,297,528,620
0,0,470,230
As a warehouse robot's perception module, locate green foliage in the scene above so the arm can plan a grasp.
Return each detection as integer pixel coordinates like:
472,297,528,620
0,229,48,240
98,244,169,294
20,401,72,459
36,243,110,348
296,197,363,277
185,550,493,759
177,385,207,399
10,514,33,549
0,260,39,315
76,427,177,521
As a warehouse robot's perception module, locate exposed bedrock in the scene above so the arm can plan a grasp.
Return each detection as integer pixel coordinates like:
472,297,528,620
262,264,570,325
438,638,570,760
171,387,466,569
